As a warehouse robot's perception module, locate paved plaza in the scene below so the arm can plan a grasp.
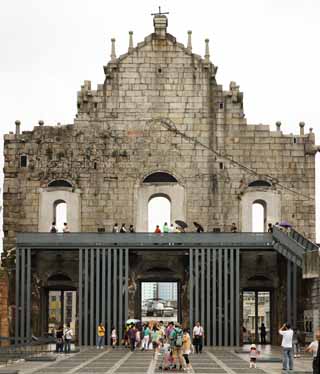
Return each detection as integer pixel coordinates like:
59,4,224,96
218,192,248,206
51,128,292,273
1,346,314,374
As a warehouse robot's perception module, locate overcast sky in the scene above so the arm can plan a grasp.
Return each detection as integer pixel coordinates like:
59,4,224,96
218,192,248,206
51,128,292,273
0,0,319,243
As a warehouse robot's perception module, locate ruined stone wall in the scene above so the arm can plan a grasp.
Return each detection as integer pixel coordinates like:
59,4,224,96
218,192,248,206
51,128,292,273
0,269,9,345
2,21,317,262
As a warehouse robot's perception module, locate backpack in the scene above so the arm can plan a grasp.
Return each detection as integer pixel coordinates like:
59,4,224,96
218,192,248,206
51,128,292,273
174,328,183,347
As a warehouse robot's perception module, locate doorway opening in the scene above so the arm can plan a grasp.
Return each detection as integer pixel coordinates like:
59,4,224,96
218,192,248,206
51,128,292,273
148,195,171,232
242,290,271,344
141,281,178,323
48,290,77,337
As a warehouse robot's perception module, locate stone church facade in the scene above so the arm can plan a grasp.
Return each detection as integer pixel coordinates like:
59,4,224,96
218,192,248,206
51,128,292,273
2,14,319,345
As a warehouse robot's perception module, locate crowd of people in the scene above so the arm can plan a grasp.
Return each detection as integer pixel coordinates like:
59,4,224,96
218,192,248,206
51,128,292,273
93,320,204,371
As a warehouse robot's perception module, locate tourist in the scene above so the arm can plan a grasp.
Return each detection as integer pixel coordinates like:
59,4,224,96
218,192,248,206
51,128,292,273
129,224,135,233
182,328,192,371
120,223,127,233
97,322,105,349
279,323,294,371
155,225,161,233
193,321,204,354
166,321,174,338
128,324,137,351
55,325,64,353
163,222,169,233
112,223,119,233
169,322,184,370
305,330,320,373
111,326,117,348
151,326,160,358
50,221,57,233
169,224,174,232
135,327,141,349
293,328,302,358
63,222,70,233
231,222,237,233
249,344,259,368
64,323,73,353
158,321,165,345
267,223,273,233
260,323,266,344
142,323,150,350
159,339,173,370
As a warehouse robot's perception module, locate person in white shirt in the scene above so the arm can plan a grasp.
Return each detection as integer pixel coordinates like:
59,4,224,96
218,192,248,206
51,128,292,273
279,323,294,371
64,323,73,353
192,321,204,354
305,330,320,373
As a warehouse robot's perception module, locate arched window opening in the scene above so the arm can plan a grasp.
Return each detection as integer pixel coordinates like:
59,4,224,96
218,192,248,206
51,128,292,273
143,172,177,183
20,154,28,168
148,195,171,232
248,180,271,187
48,180,73,188
54,200,67,232
252,200,266,232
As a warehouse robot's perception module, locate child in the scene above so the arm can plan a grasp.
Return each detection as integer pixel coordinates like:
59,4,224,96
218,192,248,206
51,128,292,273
111,326,117,348
249,344,259,368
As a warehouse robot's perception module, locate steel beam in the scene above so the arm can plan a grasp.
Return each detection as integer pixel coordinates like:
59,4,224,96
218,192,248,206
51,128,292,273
78,249,83,345
195,249,199,323
212,249,216,346
84,248,88,345
15,248,20,344
26,248,31,342
21,248,25,343
235,249,240,346
206,249,211,346
218,249,222,346
189,248,194,332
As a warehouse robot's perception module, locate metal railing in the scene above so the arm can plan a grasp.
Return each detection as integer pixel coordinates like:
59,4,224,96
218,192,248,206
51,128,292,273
0,336,56,366
288,228,319,252
16,232,274,249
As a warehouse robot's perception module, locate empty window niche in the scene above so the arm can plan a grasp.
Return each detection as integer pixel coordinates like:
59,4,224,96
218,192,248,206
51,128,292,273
219,102,224,109
20,154,28,168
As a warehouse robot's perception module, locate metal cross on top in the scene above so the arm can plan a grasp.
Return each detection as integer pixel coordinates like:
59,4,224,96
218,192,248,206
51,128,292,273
151,6,169,16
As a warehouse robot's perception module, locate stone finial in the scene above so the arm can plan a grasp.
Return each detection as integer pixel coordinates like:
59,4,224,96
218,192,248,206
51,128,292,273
276,121,281,132
153,15,168,38
15,120,21,136
111,38,116,62
38,120,44,126
309,127,313,133
204,39,210,64
299,121,305,135
128,31,133,52
187,30,192,52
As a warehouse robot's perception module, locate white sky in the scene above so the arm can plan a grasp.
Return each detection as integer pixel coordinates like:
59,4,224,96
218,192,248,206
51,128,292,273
0,0,320,244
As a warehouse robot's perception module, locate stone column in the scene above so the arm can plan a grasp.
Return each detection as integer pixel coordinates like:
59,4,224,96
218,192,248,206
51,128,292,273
187,30,192,52
128,31,133,52
15,120,21,136
299,121,305,136
204,39,210,64
110,38,116,62
276,121,281,132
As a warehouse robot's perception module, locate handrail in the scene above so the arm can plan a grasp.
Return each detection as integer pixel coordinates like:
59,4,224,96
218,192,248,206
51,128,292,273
16,232,274,249
288,228,319,252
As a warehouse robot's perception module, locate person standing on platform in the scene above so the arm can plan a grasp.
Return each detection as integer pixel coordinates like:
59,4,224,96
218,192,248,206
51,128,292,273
97,322,105,349
111,326,117,348
260,323,266,344
163,222,169,233
193,321,204,354
128,324,137,351
305,330,320,374
279,323,294,371
64,323,73,353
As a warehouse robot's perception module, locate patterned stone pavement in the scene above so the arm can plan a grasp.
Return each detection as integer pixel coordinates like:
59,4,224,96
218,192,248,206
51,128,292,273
0,347,314,374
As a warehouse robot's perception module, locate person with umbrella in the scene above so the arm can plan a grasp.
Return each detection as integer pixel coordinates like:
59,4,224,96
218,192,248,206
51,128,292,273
175,220,188,233
194,222,204,233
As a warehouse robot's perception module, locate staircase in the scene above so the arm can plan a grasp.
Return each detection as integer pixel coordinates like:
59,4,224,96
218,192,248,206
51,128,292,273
272,226,319,271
